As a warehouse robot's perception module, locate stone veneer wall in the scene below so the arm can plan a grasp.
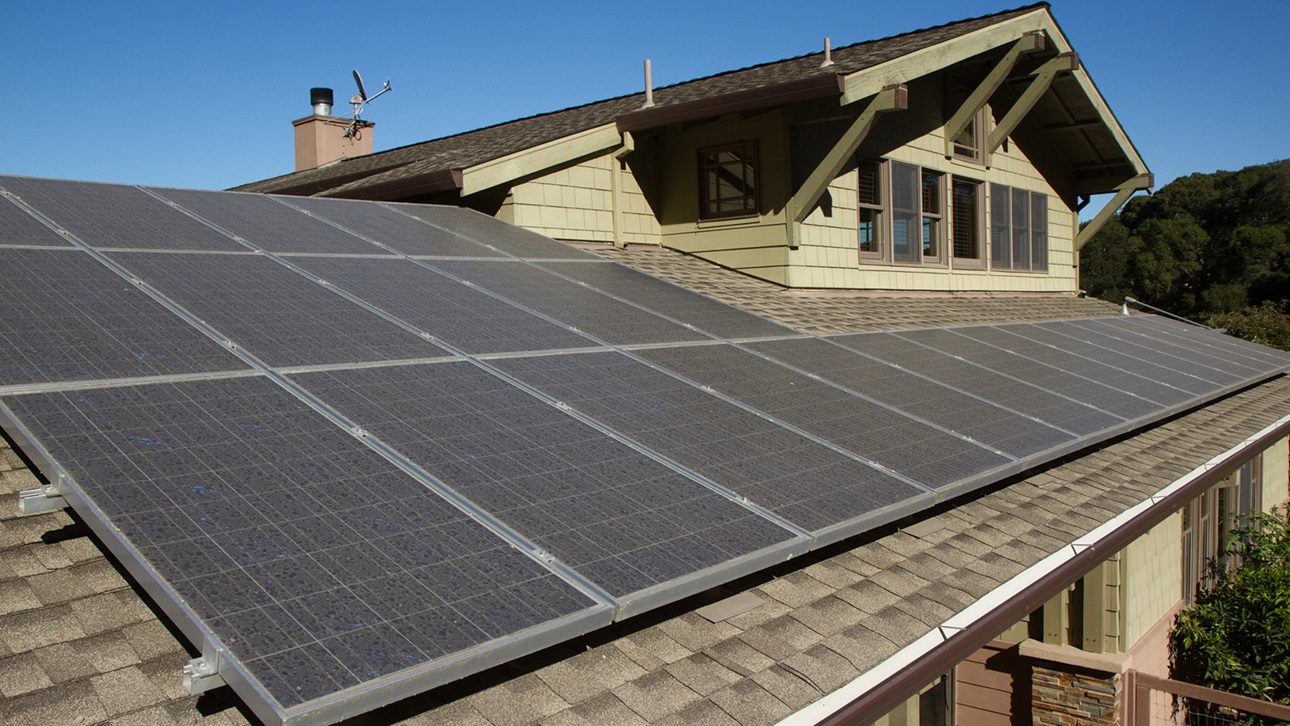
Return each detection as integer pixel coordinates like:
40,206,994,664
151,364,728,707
1032,665,1121,725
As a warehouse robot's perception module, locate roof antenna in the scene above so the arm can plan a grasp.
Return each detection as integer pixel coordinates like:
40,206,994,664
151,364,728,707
346,69,392,140
820,38,835,68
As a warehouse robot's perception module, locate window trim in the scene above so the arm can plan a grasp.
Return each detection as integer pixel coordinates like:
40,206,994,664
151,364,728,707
856,156,885,261
698,141,760,221
859,158,949,268
950,176,985,269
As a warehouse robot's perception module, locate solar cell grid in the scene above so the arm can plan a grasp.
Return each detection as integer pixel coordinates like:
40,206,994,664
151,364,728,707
290,362,799,599
1040,320,1244,387
151,187,389,255
952,324,1197,407
1,176,244,251
636,344,1010,489
1117,315,1290,370
746,337,1075,457
432,260,710,345
835,332,1124,436
285,196,506,257
1072,317,1273,379
998,323,1220,396
392,203,594,259
0,193,72,246
105,251,445,367
894,328,1162,421
1,377,601,714
495,351,927,534
0,248,249,385
535,261,795,340
287,256,593,354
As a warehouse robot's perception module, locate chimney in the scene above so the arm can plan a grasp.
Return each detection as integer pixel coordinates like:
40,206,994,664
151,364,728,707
292,86,374,172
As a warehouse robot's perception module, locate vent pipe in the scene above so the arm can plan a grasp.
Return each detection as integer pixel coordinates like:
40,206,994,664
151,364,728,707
642,59,655,109
310,87,334,117
820,38,834,67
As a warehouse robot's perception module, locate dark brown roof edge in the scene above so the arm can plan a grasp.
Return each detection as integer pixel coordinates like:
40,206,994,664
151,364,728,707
821,406,1290,724
320,168,464,201
241,161,414,196
617,73,846,133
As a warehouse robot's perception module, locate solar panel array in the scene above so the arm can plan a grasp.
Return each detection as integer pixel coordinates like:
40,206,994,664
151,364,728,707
1,175,1286,725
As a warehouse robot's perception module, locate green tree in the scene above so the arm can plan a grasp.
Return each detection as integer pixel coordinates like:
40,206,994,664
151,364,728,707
1170,509,1290,721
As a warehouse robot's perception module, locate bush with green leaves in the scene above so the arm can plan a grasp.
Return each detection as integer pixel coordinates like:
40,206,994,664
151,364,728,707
1170,508,1290,720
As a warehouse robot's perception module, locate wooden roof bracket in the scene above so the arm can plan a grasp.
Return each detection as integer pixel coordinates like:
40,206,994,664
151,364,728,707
943,31,1046,159
1073,172,1154,252
611,132,636,249
786,84,907,249
985,51,1080,164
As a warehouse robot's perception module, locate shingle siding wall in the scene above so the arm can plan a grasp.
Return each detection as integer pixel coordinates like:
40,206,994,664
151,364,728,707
796,90,1077,292
1264,435,1289,507
1120,511,1182,650
500,156,661,245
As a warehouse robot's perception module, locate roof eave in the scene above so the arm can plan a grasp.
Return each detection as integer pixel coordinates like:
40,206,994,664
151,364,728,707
616,73,846,133
320,168,464,201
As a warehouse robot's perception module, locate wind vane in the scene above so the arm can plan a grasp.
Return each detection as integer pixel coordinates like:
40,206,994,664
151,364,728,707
345,70,392,140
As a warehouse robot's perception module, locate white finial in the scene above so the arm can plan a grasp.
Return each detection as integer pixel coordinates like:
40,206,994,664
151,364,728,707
820,37,835,68
642,59,655,108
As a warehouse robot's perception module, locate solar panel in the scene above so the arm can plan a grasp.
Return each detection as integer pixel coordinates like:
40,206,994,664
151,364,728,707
995,322,1221,396
1070,317,1274,380
495,351,929,538
834,332,1125,436
1114,314,1290,370
283,196,506,258
893,328,1163,421
0,377,607,723
150,187,391,255
104,251,445,367
5,178,1289,725
1,176,245,251
951,323,1198,407
432,260,711,345
0,192,73,246
290,362,802,602
746,337,1076,458
392,203,595,259
287,256,594,354
535,260,796,340
636,344,1011,489
1037,320,1244,388
0,248,249,385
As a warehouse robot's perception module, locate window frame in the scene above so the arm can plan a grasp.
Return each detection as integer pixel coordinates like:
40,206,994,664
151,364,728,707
860,159,948,267
950,176,985,269
855,156,885,261
698,141,760,221
989,184,1050,273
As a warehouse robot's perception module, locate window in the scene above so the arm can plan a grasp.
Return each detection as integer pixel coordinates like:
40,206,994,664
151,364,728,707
856,158,883,257
990,185,1049,271
951,177,982,265
1181,454,1265,604
948,74,986,163
699,142,758,219
872,161,945,265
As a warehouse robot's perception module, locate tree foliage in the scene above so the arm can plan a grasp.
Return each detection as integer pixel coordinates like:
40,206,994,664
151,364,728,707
1170,509,1290,717
1080,160,1290,350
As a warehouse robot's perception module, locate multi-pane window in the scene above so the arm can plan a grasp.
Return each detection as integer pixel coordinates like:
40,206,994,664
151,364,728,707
857,158,883,256
699,142,758,219
1181,454,1265,604
948,75,986,163
951,178,982,264
889,162,944,265
990,185,1048,271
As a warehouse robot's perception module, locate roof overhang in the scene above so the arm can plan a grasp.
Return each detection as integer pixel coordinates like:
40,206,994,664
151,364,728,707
616,73,847,133
837,5,1149,195
320,166,464,200
783,407,1290,725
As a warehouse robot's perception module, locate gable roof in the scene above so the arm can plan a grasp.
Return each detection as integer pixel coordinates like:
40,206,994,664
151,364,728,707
3,241,1287,724
235,3,1146,201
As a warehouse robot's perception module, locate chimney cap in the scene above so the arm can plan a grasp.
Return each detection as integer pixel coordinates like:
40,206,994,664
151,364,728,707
310,87,334,106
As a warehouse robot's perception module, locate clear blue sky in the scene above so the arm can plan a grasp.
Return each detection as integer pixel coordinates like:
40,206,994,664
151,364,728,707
4,1,1286,193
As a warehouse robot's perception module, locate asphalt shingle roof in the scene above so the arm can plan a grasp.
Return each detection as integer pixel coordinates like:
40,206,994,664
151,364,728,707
3,239,1287,725
234,4,1048,197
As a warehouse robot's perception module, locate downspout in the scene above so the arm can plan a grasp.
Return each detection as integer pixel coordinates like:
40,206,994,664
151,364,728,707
611,131,636,249
780,408,1290,725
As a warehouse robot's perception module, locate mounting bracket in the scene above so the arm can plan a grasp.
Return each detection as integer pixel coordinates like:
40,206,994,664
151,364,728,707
18,480,67,514
182,643,228,695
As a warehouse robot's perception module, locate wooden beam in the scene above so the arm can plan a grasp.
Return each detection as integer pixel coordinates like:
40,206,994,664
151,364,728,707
986,52,1079,159
1081,562,1106,653
460,123,623,196
1073,172,1153,251
840,8,1051,104
943,31,1045,158
610,132,635,248
785,84,907,249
